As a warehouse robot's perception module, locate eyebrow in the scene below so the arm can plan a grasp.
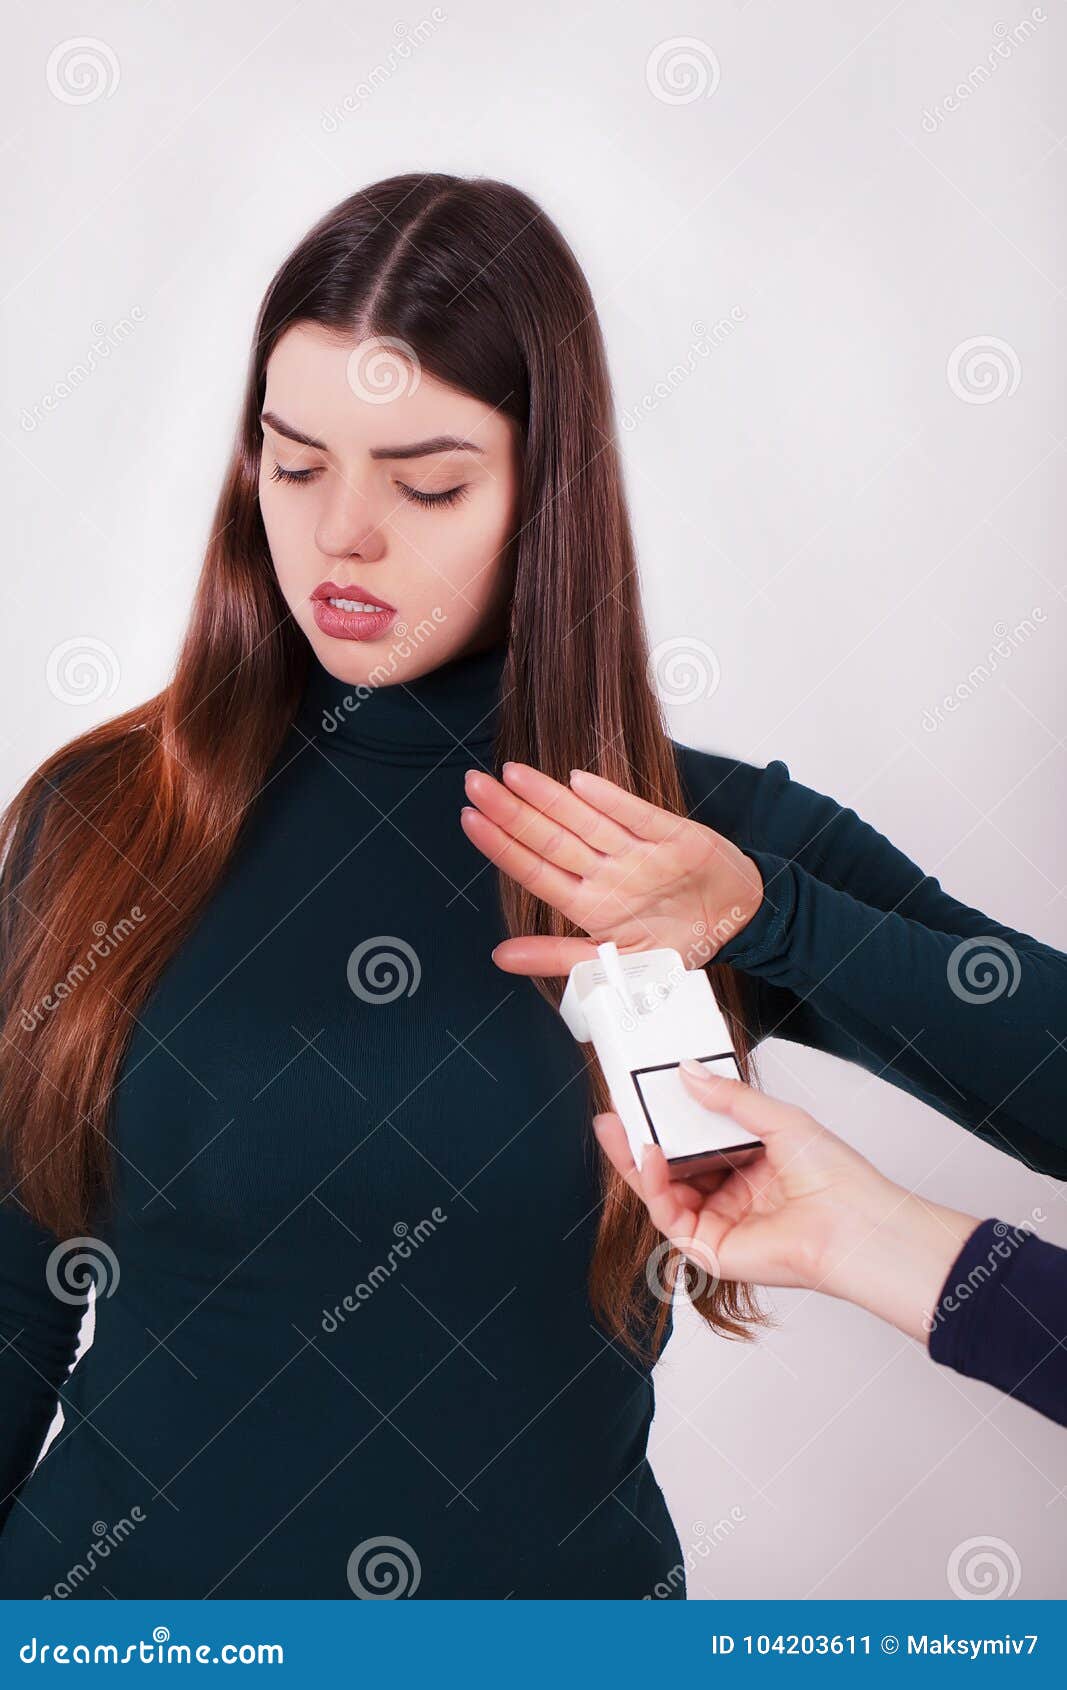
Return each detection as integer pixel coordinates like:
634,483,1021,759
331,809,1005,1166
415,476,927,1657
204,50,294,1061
259,411,486,460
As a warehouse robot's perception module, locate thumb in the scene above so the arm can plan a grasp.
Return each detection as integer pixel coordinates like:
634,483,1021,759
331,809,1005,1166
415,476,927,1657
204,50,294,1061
490,934,600,976
678,1062,803,1141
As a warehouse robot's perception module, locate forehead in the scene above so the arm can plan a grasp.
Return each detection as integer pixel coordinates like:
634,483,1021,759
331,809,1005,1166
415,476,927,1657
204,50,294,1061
262,321,506,452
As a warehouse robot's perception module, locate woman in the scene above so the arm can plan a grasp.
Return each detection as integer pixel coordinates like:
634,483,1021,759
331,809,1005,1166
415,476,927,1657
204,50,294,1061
0,173,1063,1601
593,1061,1067,1429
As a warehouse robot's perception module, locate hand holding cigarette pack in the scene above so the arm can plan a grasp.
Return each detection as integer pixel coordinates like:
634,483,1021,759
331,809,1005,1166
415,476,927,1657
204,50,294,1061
559,941,765,1177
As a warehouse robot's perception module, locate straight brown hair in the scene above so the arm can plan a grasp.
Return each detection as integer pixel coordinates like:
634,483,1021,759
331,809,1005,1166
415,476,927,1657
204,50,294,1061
0,173,766,1364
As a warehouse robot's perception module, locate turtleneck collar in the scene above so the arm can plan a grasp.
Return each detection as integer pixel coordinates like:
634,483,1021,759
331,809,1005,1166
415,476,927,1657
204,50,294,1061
293,636,509,766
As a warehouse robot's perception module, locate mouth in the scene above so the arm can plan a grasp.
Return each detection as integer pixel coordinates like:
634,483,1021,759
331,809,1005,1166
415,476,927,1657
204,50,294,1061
310,579,398,642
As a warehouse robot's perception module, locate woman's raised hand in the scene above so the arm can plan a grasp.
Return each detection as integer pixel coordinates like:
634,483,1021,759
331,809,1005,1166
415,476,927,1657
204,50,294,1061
460,762,764,977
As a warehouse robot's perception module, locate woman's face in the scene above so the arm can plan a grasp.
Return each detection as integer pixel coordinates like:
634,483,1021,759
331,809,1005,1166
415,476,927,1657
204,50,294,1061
258,322,522,684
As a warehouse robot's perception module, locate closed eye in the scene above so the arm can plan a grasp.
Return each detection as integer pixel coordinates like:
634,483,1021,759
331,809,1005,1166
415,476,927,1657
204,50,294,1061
268,462,469,510
270,463,321,485
396,482,470,509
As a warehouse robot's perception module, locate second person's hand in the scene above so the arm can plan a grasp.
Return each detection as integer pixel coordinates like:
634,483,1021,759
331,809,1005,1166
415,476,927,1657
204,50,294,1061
593,1062,981,1342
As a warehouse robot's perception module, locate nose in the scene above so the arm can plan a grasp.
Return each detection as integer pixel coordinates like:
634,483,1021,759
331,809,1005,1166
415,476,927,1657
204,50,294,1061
315,474,386,561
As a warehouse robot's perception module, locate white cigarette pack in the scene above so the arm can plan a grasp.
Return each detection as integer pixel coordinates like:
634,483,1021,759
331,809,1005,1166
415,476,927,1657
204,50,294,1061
559,942,764,1177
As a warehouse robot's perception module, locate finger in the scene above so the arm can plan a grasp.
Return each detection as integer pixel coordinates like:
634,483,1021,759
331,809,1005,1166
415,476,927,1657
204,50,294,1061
678,1064,807,1140
489,934,600,976
685,1165,733,1199
697,1167,756,1227
641,1143,735,1268
460,807,586,922
496,762,638,856
591,1113,645,1198
464,770,605,877
594,1126,705,1222
567,767,687,846
633,1142,702,1237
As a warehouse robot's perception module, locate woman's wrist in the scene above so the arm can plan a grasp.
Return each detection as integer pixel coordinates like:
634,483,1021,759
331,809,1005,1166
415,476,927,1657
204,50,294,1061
810,1180,982,1342
708,852,765,954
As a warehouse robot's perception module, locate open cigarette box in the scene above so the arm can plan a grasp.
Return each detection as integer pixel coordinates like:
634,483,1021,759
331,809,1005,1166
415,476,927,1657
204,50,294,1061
559,942,764,1177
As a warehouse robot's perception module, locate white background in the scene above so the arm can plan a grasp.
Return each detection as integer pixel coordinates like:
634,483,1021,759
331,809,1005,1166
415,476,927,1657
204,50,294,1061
2,0,1063,1599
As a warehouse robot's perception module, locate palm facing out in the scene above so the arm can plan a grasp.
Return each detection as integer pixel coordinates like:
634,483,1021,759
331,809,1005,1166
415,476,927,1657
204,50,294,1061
459,761,763,976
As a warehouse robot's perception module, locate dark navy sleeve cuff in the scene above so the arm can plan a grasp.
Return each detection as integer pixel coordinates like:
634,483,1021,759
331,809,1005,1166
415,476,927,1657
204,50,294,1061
926,1216,1067,1427
714,849,797,970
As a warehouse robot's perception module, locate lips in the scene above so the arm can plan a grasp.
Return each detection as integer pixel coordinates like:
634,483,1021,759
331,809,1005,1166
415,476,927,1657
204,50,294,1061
311,580,397,612
310,581,399,644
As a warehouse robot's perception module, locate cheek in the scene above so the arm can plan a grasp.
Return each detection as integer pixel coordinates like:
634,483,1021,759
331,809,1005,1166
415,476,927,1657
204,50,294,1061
428,492,515,594
259,481,312,583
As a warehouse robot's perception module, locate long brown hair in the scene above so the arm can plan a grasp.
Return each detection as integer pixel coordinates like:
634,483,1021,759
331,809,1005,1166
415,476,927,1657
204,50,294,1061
0,173,766,1363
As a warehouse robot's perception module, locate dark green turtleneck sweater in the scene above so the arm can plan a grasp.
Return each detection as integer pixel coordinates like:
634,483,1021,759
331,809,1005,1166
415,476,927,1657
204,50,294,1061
1,638,1064,1598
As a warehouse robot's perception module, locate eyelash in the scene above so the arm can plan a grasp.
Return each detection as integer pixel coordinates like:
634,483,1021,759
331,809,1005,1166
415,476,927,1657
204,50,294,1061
269,462,469,509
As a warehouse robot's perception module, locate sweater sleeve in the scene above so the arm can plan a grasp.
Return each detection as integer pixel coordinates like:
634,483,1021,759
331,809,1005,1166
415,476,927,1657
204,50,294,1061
676,748,1067,1177
927,1217,1067,1427
0,769,90,1535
